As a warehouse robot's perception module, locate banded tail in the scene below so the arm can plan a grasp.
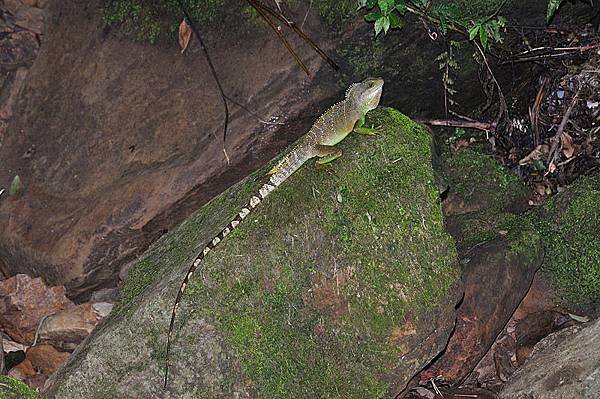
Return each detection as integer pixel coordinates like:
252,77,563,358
164,148,312,387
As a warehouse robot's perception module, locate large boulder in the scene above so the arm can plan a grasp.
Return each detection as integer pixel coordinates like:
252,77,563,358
44,108,461,398
500,318,600,399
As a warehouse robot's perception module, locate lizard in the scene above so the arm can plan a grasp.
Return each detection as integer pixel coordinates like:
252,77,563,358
164,77,384,387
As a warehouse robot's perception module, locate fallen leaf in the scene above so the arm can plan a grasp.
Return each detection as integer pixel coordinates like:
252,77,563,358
567,313,590,323
561,132,574,158
8,175,21,196
519,144,549,165
179,19,192,54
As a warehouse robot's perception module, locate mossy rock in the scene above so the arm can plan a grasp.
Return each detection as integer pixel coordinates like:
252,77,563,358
444,148,528,214
46,108,460,399
529,174,600,306
442,148,529,251
0,376,43,399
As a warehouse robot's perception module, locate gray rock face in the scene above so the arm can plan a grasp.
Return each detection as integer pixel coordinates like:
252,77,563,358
500,318,600,399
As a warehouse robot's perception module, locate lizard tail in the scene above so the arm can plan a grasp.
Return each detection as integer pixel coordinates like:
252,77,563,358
164,166,298,386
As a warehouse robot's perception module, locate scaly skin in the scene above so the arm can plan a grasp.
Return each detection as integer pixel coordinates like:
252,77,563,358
164,77,384,387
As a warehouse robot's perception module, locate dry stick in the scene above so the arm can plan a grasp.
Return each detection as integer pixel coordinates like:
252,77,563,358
416,118,496,132
502,42,600,64
547,88,580,169
247,0,311,76
224,95,285,125
449,110,478,122
529,76,548,147
175,0,231,164
301,0,312,29
514,42,600,56
474,41,508,128
250,0,339,71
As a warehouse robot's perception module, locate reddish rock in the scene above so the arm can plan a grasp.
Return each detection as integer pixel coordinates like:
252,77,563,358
0,274,73,343
7,357,35,379
0,30,39,69
38,303,99,350
2,0,46,35
415,235,544,385
26,344,69,375
465,273,572,389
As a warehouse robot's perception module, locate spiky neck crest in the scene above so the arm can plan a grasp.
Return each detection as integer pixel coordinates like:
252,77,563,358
345,77,384,113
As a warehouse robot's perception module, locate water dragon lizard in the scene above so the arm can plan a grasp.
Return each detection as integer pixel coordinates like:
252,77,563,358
164,77,384,387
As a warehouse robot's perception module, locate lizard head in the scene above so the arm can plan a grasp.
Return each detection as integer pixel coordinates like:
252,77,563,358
346,77,384,112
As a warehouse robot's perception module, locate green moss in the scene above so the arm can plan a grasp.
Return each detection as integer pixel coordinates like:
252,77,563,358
314,0,360,26
444,148,527,213
529,174,600,305
0,376,43,399
438,0,517,22
103,0,261,42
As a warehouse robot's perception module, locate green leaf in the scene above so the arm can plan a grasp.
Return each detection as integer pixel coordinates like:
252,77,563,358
479,26,489,49
8,175,21,196
547,0,563,23
360,0,378,9
395,1,407,15
389,12,402,28
377,0,394,15
382,15,391,33
374,17,385,36
468,25,480,41
364,11,382,22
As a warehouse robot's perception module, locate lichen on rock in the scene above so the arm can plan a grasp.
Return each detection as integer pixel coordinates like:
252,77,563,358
45,108,460,398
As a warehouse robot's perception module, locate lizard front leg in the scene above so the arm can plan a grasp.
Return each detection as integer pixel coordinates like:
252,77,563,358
353,115,379,135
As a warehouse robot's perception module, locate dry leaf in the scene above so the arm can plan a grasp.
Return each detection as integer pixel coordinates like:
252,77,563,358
179,19,192,54
561,132,574,158
518,144,549,165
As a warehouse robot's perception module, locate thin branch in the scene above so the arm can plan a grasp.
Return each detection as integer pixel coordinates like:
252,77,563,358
547,88,581,168
416,118,496,132
224,95,285,125
529,76,548,146
301,0,312,29
474,41,508,128
247,0,310,75
176,0,231,163
249,0,339,71
502,42,600,64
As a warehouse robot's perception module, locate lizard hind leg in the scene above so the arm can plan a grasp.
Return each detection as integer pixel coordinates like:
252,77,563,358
315,145,342,165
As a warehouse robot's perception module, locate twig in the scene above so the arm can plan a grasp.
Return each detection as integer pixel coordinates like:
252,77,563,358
176,0,231,164
502,42,600,64
529,76,548,146
547,88,580,168
247,0,310,76
223,95,285,125
416,118,496,132
474,41,508,128
301,0,312,29
249,0,339,71
449,110,477,122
